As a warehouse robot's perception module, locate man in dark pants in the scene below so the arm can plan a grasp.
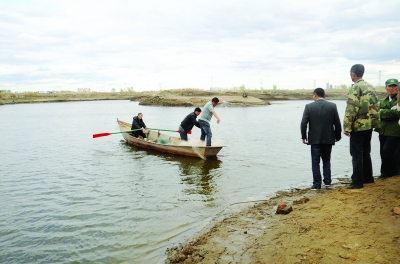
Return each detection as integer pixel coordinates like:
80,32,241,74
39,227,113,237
343,64,380,189
374,79,400,179
179,107,201,141
301,88,342,190
131,113,148,141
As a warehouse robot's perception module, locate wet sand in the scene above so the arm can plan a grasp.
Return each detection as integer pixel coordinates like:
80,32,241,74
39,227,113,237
166,176,400,263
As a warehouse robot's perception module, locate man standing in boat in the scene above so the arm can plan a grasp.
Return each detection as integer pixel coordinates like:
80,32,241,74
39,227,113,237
131,113,148,141
198,97,223,146
300,88,342,190
179,107,201,141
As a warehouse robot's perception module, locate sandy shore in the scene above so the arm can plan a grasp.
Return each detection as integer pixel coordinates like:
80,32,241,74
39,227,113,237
133,95,270,107
166,176,400,263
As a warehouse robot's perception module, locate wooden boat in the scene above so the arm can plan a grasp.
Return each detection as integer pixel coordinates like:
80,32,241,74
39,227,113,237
117,119,224,158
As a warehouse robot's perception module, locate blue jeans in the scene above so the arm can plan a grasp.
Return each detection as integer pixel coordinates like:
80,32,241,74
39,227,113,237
198,120,212,146
311,144,332,188
350,129,373,187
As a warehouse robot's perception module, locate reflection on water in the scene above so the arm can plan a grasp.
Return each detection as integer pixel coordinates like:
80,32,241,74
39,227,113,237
171,156,222,201
120,141,222,201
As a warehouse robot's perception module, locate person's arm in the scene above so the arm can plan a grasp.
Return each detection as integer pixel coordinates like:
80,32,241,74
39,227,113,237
343,85,360,136
131,117,140,129
381,101,400,120
189,114,200,128
211,110,221,124
300,106,309,144
333,105,342,142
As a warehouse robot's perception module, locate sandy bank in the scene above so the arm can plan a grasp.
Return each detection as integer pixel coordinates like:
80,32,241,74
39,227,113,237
133,95,270,107
166,176,400,263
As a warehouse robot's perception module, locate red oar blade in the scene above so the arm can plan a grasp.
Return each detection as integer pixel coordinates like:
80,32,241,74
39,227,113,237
174,130,192,134
93,132,112,138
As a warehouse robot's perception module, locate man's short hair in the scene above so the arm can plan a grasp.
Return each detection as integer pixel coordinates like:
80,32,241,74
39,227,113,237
313,88,325,97
138,112,142,116
194,107,201,113
350,64,365,77
211,97,219,103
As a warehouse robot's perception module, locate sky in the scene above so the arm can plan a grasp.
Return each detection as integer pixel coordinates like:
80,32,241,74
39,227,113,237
1,0,400,92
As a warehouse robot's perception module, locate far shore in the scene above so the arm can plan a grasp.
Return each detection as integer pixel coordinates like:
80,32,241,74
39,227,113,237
0,88,389,106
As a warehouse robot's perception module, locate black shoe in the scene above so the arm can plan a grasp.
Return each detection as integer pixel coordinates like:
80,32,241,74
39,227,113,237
347,184,363,189
364,181,374,184
311,185,321,190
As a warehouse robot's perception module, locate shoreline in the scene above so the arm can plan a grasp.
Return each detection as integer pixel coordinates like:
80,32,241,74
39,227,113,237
0,89,389,106
165,176,400,263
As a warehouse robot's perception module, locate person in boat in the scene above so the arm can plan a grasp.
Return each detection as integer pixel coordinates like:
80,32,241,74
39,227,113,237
198,97,223,146
131,113,148,141
179,107,201,141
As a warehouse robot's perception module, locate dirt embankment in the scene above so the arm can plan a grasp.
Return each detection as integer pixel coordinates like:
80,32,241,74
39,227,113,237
1,88,388,106
132,95,270,107
166,176,400,264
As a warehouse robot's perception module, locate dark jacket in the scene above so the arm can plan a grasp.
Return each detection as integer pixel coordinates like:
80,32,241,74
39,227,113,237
131,116,146,130
180,112,200,132
300,99,342,145
374,94,400,136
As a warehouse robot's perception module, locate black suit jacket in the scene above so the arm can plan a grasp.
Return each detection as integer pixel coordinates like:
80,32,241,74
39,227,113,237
300,99,342,145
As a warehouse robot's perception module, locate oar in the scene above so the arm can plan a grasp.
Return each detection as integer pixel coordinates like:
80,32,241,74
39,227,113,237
93,128,192,138
148,128,192,134
93,129,142,138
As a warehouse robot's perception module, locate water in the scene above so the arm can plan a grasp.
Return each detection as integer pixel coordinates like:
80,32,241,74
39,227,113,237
0,100,381,263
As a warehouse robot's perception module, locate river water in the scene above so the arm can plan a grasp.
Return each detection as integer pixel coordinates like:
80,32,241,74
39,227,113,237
0,99,381,263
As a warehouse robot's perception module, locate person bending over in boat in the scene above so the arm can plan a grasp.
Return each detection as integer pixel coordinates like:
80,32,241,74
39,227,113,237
179,107,201,141
131,113,148,141
198,97,223,146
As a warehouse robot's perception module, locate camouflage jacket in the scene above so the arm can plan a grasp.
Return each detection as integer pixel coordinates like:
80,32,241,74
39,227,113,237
374,94,400,136
343,79,380,132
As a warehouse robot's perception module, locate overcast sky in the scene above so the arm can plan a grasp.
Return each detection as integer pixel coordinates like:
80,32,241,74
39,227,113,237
1,0,400,92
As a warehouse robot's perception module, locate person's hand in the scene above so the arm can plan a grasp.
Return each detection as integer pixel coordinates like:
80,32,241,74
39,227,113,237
391,105,400,111
302,139,307,144
344,131,351,137
216,119,220,124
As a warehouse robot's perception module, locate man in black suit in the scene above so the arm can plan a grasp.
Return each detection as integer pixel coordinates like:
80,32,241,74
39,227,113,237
300,88,342,190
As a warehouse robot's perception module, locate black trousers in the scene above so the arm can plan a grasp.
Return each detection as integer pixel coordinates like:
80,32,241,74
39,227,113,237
133,130,147,139
379,135,400,177
349,129,374,187
179,125,188,141
396,143,400,175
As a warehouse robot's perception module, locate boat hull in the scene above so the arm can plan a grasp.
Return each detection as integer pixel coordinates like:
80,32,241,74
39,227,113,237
117,119,223,158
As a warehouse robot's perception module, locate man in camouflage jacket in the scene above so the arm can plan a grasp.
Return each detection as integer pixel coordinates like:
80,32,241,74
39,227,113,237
343,64,380,189
374,79,400,178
